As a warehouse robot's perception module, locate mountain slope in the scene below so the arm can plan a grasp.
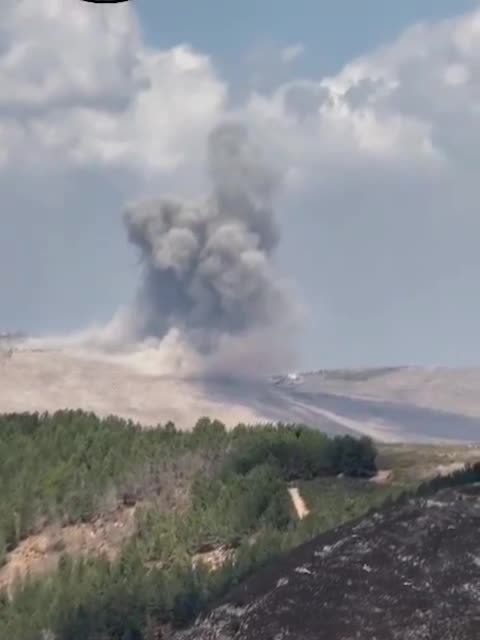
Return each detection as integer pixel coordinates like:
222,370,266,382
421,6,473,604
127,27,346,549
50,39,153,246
175,483,480,640
3,345,480,442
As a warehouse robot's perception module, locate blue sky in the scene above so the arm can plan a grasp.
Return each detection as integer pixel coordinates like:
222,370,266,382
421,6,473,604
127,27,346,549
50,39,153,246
2,0,480,371
137,0,479,111
137,0,477,74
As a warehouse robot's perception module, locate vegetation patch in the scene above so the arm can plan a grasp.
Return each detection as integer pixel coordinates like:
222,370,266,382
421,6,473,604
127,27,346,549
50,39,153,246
0,409,436,640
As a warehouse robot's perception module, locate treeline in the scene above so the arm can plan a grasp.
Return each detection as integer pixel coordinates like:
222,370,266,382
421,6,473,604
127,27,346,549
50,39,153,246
0,412,377,559
226,423,377,479
0,410,378,639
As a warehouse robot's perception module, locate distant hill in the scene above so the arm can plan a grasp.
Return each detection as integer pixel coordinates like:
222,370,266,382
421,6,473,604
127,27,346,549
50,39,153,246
2,345,480,442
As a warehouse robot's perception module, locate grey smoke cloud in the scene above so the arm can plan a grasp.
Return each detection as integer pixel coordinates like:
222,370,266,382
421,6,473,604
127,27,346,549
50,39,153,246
123,122,298,373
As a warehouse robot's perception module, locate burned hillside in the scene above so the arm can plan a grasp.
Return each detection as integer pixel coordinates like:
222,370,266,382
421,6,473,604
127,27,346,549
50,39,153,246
175,470,480,640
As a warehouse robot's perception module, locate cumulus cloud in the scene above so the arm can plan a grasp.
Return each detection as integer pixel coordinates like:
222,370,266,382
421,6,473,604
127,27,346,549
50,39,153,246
248,10,480,189
0,0,226,174
241,10,480,365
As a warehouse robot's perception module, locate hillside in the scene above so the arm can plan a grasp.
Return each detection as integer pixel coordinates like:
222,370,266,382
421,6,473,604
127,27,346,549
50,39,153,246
297,367,480,418
3,345,480,442
0,346,263,429
2,409,479,639
0,412,385,639
3,345,480,638
174,477,480,640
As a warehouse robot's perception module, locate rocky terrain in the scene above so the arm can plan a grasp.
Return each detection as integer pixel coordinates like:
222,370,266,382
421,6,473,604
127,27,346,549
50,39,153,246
174,482,480,640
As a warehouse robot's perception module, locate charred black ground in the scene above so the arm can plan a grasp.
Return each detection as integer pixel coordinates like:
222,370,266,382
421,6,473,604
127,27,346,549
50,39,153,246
174,477,480,640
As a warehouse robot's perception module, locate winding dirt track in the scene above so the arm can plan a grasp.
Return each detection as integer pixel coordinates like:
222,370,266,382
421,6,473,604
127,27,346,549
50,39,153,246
288,488,310,520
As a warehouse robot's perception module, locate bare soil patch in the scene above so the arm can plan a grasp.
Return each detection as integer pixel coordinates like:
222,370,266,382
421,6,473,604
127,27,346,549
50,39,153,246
0,507,136,596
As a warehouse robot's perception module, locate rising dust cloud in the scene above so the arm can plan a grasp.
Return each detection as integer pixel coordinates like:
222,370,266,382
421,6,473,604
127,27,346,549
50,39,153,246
106,121,300,379
0,122,300,429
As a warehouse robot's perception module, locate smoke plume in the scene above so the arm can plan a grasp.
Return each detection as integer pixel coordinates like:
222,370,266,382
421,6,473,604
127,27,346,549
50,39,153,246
122,122,299,377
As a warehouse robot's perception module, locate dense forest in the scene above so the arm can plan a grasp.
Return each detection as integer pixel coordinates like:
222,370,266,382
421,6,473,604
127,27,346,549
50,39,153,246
0,410,425,639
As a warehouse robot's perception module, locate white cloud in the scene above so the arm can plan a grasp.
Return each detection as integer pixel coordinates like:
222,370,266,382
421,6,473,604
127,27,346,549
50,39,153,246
1,0,143,111
239,10,480,365
240,9,480,212
0,0,226,174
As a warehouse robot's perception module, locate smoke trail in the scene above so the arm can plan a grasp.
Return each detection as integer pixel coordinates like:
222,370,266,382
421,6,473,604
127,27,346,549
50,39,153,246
123,122,299,376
